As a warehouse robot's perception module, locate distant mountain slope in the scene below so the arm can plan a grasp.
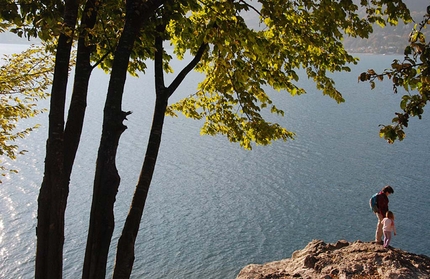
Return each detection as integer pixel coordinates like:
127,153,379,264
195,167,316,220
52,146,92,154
344,0,429,54
0,31,38,45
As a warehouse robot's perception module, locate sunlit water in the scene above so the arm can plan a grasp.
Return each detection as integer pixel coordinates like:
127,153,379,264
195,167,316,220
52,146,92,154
1,44,429,279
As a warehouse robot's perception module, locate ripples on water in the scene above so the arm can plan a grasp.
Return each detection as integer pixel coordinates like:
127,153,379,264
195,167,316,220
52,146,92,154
1,46,429,278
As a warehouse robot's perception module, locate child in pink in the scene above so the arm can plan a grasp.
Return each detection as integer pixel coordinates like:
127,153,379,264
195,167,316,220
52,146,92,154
382,211,397,248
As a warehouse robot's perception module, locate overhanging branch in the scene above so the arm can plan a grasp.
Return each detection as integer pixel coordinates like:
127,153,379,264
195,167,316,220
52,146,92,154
167,42,208,97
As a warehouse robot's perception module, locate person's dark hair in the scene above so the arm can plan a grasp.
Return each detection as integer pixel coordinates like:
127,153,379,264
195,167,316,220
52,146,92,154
382,185,394,194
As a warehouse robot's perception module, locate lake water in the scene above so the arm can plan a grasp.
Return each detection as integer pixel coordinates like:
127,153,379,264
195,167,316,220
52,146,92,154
1,44,429,279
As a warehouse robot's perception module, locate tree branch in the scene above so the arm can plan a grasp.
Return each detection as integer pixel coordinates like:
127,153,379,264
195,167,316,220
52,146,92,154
166,42,208,97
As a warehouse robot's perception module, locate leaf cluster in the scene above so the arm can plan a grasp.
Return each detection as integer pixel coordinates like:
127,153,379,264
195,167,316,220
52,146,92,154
0,0,414,152
0,0,66,40
358,9,430,143
0,46,55,181
0,0,147,75
167,0,411,149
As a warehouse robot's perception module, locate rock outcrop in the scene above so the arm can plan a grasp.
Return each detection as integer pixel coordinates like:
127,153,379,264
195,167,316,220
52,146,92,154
236,240,430,279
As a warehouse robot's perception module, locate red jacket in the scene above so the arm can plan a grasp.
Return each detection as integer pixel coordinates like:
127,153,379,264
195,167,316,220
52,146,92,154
377,191,389,217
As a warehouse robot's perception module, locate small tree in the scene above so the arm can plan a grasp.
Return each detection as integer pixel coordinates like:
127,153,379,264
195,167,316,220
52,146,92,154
0,45,55,181
359,7,430,143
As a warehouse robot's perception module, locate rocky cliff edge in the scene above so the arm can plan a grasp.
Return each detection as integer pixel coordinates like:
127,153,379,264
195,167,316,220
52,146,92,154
236,239,430,279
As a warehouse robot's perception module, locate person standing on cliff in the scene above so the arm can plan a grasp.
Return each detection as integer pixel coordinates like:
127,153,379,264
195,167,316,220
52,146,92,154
382,211,397,248
374,185,394,244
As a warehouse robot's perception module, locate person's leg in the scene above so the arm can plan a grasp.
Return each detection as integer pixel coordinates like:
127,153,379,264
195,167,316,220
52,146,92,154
384,231,391,248
375,213,384,243
383,231,392,248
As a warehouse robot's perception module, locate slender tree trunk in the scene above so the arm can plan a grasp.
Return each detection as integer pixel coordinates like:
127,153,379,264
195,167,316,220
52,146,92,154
81,26,134,279
112,29,208,278
36,1,100,278
35,1,79,278
82,0,147,277
112,91,168,279
64,0,99,178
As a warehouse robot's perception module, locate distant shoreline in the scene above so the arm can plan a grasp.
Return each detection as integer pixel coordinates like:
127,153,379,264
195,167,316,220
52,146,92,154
0,31,41,45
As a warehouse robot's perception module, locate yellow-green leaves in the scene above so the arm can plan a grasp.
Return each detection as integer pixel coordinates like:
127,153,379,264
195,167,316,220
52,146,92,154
1,0,413,150
165,0,411,149
359,8,430,144
0,45,55,181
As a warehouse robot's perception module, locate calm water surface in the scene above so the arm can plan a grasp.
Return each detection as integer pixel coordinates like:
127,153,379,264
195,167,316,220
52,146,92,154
1,45,429,278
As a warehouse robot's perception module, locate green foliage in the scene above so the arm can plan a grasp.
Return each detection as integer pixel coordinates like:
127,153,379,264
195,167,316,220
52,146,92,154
167,0,411,149
1,0,412,150
0,46,55,181
358,9,430,143
0,1,413,152
0,0,66,40
0,0,148,75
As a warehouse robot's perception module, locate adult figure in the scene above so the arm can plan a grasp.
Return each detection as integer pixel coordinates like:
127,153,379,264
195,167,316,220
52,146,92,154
375,185,394,244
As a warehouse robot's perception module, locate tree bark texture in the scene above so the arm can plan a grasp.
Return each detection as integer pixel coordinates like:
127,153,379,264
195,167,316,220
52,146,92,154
112,32,208,278
35,1,79,279
81,20,135,279
112,93,168,279
36,1,101,278
64,0,99,178
82,0,164,277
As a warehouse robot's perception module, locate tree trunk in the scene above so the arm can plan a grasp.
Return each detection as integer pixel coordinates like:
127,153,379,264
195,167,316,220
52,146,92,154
112,30,208,278
36,1,100,278
112,92,168,279
81,28,134,279
64,0,99,178
82,0,145,277
35,1,79,279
